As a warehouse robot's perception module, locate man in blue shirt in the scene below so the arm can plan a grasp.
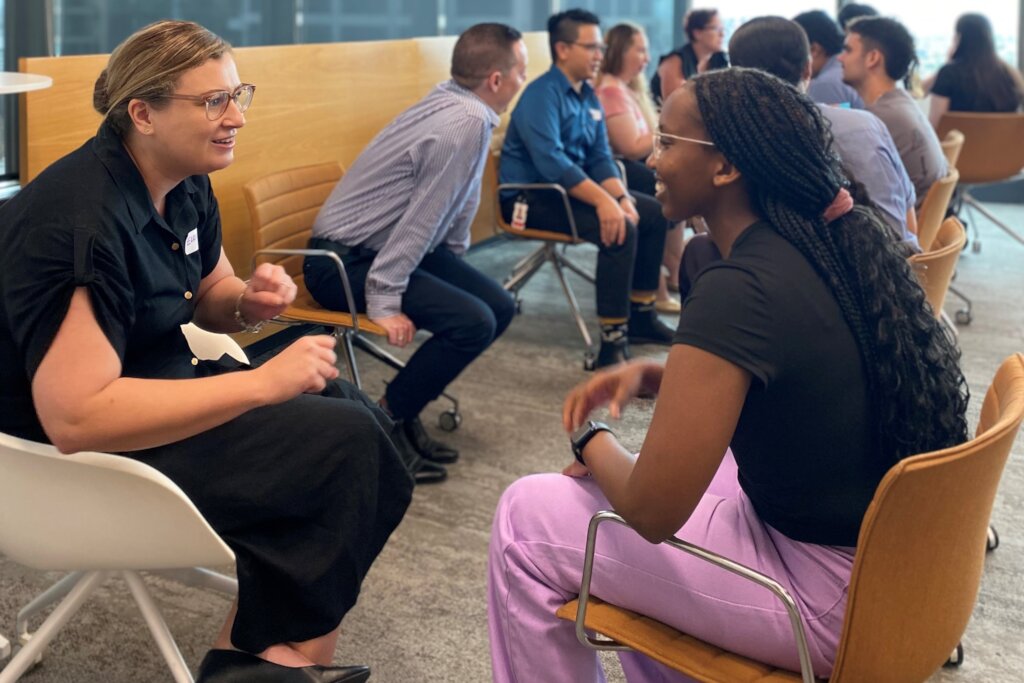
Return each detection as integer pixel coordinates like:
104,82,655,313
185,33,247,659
500,8,672,368
794,10,865,109
307,24,527,483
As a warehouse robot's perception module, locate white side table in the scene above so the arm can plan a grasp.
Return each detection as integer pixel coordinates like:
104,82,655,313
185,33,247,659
0,72,53,94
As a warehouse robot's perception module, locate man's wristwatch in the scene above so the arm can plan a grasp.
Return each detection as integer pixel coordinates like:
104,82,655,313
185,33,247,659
570,420,614,466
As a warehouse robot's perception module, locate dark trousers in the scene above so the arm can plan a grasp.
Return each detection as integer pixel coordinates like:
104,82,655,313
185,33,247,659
304,239,515,421
501,188,667,319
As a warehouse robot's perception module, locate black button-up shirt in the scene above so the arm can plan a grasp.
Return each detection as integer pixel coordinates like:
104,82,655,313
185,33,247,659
0,121,222,442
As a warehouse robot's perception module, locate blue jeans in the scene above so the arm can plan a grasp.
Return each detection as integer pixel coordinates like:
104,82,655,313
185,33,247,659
304,239,515,420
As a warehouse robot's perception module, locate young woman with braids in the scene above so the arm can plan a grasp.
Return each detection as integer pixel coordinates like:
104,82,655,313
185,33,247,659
487,67,968,681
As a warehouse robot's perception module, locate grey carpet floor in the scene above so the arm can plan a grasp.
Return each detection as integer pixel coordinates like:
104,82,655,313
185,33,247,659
2,206,1022,682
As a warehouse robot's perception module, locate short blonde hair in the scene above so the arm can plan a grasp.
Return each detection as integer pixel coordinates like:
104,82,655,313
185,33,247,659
93,20,231,137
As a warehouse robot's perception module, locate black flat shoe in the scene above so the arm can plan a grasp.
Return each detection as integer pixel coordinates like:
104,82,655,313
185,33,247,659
196,649,370,683
403,416,459,463
391,423,448,484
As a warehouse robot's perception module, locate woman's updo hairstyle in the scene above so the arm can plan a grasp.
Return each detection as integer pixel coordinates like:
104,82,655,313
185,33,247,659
94,20,231,137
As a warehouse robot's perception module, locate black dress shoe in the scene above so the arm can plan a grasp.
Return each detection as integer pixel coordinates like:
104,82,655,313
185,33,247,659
594,338,631,370
196,649,370,683
403,416,459,463
628,304,675,345
391,423,448,484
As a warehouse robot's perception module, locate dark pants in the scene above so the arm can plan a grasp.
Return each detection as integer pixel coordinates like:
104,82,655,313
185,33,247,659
130,380,412,653
304,239,515,421
501,188,667,319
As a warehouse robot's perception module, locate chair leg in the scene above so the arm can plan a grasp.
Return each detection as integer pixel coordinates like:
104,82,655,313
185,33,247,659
14,571,86,641
948,285,972,326
964,193,1024,248
549,251,594,353
0,571,108,683
503,244,549,293
556,251,596,285
123,571,194,683
338,330,363,389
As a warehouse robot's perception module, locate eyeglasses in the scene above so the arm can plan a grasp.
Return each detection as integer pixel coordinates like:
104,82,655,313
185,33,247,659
652,130,716,156
161,83,256,120
572,41,606,54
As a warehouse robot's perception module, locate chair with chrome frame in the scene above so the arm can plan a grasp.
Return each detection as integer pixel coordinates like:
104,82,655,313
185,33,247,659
0,325,242,683
937,112,1024,253
490,151,600,370
242,162,461,431
557,353,1024,682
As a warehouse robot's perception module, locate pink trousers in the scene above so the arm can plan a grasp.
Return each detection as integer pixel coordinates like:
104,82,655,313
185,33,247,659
487,452,855,682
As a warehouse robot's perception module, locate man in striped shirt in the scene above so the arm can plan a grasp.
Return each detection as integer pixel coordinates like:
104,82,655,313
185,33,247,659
306,23,526,484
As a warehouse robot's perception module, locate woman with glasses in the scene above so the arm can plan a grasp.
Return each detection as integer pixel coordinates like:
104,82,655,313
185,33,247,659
488,68,968,681
651,8,729,106
0,20,410,683
596,23,682,314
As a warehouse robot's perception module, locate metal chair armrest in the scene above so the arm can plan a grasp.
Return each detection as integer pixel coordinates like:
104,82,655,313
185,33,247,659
495,182,580,242
252,248,360,335
574,510,816,683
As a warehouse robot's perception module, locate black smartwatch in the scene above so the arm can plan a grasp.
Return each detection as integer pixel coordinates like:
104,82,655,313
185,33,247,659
570,420,614,466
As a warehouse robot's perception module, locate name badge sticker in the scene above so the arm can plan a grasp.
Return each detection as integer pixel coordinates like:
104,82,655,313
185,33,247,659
184,228,199,255
589,108,603,121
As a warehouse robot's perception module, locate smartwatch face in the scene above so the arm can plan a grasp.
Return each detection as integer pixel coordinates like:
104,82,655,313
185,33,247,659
571,421,596,444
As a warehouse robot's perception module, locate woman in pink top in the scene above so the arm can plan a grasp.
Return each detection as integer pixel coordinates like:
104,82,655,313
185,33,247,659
597,23,682,313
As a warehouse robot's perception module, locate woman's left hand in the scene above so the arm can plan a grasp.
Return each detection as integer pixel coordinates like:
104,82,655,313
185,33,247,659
561,459,590,478
240,263,298,323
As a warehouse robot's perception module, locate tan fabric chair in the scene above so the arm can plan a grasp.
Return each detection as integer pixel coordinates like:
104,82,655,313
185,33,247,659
243,162,460,429
558,353,1024,683
940,129,965,169
490,151,599,370
936,112,1024,250
915,169,959,252
910,217,966,322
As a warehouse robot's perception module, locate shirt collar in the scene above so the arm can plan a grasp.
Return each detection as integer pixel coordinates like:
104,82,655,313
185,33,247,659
92,120,198,234
548,65,594,98
438,79,501,128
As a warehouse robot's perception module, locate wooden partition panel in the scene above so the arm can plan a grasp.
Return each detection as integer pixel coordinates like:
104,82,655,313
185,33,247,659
19,32,550,274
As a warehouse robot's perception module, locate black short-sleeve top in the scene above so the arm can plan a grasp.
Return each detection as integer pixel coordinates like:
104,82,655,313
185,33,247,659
0,120,223,442
674,222,881,547
931,60,1023,113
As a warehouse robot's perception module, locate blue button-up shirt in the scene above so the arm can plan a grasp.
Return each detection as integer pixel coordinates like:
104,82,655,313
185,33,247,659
500,66,619,198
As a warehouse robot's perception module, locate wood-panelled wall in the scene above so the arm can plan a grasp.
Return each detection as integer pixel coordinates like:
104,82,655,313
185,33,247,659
19,32,550,275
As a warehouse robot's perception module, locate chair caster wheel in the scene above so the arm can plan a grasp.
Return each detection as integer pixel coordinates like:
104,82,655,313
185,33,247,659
971,241,981,254
583,353,596,371
515,299,523,315
1,634,10,660
944,642,964,667
438,410,461,432
955,309,972,325
987,525,999,552
12,632,44,668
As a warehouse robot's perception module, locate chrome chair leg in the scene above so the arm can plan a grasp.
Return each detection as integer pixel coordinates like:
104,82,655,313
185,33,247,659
964,192,1024,248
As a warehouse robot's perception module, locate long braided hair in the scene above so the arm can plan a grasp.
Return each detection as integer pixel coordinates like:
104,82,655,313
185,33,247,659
689,67,968,467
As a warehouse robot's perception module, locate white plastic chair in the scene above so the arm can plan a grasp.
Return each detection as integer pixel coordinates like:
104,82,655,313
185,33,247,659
0,324,244,682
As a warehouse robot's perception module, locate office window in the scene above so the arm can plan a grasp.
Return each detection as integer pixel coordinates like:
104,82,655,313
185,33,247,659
571,0,677,74
868,2,1020,76
714,1,824,46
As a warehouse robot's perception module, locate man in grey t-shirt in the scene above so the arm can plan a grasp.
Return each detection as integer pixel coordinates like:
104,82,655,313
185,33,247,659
840,16,947,207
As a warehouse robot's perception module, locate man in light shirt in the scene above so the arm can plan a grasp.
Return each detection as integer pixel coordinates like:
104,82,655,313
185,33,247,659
307,24,527,484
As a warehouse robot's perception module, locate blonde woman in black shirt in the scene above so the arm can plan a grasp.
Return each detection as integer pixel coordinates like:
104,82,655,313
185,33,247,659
0,20,410,683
